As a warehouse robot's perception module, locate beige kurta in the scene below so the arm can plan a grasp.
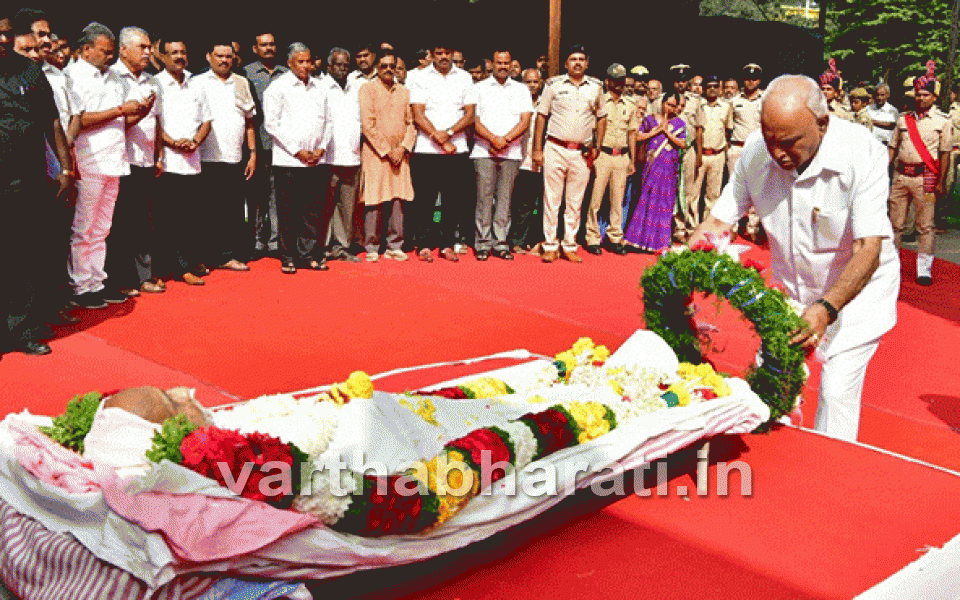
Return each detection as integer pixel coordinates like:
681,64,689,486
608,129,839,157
359,78,417,205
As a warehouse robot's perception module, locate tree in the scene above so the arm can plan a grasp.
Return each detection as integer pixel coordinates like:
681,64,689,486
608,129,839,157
826,0,955,88
700,0,820,29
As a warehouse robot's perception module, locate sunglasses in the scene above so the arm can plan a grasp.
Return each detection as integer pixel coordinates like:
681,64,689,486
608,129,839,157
705,82,721,88
379,63,396,69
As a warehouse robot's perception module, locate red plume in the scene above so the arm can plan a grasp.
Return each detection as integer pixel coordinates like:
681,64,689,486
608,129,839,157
926,59,936,77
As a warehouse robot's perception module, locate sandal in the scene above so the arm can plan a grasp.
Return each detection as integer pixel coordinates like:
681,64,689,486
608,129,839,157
281,262,297,274
306,259,329,271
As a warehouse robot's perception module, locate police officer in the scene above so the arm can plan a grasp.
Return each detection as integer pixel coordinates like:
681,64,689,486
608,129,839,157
688,74,728,228
727,63,764,240
672,64,701,239
848,87,873,131
532,44,606,263
585,63,636,255
889,62,952,286
0,12,74,356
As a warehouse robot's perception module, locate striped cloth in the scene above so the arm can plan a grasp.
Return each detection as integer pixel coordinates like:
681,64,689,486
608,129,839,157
0,499,311,600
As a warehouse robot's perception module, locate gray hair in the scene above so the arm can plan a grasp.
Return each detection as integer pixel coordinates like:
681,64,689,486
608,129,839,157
762,74,828,119
522,67,542,80
79,21,114,47
287,42,310,61
876,83,890,94
328,47,350,65
118,26,148,49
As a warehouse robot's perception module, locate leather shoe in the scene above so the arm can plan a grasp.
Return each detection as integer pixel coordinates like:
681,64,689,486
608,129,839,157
585,245,602,256
193,264,211,276
475,250,490,261
442,247,459,262
542,249,560,263
220,259,250,271
181,273,205,285
140,281,165,294
492,248,514,260
561,249,583,263
606,242,628,255
21,340,52,356
917,275,933,286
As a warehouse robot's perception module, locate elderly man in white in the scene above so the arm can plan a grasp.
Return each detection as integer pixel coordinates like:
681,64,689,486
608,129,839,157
264,42,333,273
66,23,152,308
689,75,900,442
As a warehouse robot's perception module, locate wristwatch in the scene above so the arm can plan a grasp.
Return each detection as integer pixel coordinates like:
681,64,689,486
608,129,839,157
446,128,455,137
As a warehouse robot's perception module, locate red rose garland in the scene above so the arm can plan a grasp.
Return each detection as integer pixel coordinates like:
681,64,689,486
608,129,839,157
445,428,512,483
519,409,575,460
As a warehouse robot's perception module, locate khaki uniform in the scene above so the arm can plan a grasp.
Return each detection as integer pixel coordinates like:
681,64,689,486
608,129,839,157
726,90,763,174
889,109,952,254
853,107,873,131
686,100,729,227
537,74,606,252
677,91,702,235
586,92,638,246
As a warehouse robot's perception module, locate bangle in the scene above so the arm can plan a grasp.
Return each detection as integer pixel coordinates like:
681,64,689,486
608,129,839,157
815,298,839,323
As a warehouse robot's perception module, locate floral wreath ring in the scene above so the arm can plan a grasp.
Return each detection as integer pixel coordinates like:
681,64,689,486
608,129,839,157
640,240,808,426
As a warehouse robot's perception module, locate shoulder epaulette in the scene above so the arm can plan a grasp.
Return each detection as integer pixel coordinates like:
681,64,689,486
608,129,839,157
585,75,603,85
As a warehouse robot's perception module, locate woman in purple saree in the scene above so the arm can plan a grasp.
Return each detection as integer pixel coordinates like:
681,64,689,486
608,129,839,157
624,91,686,251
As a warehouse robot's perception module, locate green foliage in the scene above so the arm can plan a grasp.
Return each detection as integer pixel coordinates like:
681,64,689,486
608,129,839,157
700,0,819,28
641,249,808,426
39,392,102,453
826,0,956,86
145,414,199,464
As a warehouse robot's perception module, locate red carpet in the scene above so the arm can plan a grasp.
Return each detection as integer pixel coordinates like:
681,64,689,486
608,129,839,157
2,247,960,597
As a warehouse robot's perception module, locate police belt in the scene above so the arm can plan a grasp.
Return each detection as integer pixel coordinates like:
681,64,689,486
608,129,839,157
729,140,745,147
896,161,926,177
547,135,587,151
600,146,630,157
701,147,726,156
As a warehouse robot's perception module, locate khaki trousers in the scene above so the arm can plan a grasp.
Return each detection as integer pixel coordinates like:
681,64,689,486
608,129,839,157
726,144,743,176
687,152,725,228
889,172,936,254
585,152,629,245
679,149,697,232
543,141,591,252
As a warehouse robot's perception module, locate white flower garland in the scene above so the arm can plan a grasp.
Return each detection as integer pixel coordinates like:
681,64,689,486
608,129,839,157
500,420,538,470
293,465,360,525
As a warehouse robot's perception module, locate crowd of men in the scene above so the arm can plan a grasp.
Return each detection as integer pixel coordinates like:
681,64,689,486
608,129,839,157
1,6,956,358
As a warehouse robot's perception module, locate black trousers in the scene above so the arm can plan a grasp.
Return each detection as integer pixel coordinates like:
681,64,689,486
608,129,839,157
508,169,545,248
249,149,279,254
104,166,154,290
1,181,60,350
199,161,248,266
153,173,201,278
411,153,472,250
273,165,331,264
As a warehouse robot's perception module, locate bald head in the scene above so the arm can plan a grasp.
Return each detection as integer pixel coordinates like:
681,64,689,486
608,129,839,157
760,75,829,172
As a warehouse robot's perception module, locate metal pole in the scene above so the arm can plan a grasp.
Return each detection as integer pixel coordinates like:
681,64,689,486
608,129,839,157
549,0,561,77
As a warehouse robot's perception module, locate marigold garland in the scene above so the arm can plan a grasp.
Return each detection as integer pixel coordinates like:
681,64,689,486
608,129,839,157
641,244,807,425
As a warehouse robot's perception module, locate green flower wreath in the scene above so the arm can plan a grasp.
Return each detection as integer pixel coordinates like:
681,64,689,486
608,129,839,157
641,245,808,426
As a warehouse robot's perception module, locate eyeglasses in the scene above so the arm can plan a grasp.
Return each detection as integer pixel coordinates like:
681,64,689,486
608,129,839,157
379,63,396,70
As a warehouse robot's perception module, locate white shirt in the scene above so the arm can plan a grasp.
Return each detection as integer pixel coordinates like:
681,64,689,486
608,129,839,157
110,61,161,171
156,70,212,175
470,76,533,161
346,70,375,89
320,74,362,167
263,72,332,168
711,117,900,358
194,71,256,164
42,62,72,128
408,64,477,154
867,101,899,146
65,58,126,177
